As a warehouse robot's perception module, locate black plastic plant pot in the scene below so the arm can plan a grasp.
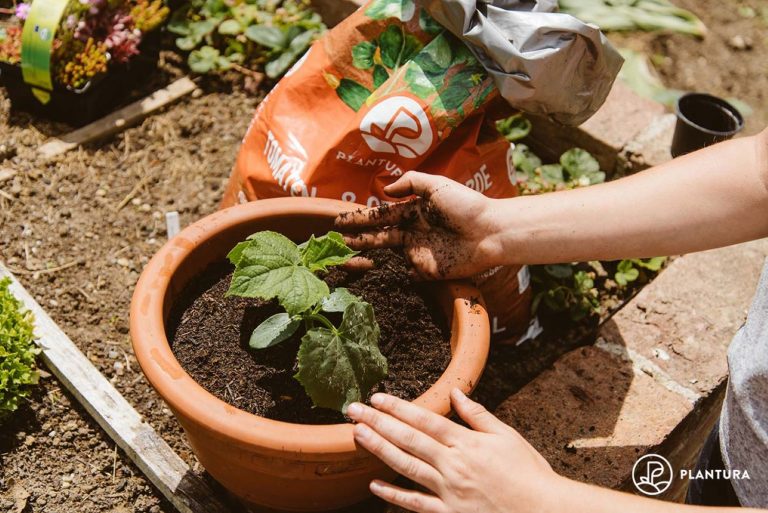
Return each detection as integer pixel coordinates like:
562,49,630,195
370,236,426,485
0,33,160,127
671,92,744,158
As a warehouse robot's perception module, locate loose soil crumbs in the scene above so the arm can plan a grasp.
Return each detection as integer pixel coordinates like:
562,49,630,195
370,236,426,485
169,249,451,424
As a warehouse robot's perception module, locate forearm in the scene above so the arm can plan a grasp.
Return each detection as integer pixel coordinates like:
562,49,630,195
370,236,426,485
489,129,768,265
550,476,765,513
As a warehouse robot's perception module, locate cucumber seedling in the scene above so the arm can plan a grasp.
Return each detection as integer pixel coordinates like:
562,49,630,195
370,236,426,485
226,230,387,413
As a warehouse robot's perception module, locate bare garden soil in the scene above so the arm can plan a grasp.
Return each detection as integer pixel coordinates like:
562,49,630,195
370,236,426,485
0,1,765,511
169,249,451,424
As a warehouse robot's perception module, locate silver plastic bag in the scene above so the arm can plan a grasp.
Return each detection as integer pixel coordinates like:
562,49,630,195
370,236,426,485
420,0,624,125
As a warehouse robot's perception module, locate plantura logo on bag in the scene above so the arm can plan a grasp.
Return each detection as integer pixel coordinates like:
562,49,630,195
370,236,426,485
360,96,433,159
632,454,674,496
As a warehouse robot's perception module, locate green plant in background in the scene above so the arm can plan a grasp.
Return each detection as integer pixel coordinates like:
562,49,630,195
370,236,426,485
532,264,601,322
227,231,387,413
496,118,668,322
615,257,666,286
168,0,325,78
496,113,532,142
510,143,606,194
558,0,706,37
0,277,39,420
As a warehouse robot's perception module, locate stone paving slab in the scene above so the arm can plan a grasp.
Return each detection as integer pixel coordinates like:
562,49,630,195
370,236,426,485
494,239,768,495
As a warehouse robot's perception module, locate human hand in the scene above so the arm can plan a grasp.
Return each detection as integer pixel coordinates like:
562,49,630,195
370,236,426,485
346,389,564,513
335,172,503,280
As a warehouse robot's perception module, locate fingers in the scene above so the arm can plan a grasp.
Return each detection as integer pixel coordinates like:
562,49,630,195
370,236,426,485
384,171,444,199
450,388,509,435
342,256,375,272
335,199,420,230
369,480,447,513
344,228,404,250
369,393,463,445
347,402,445,465
353,424,442,490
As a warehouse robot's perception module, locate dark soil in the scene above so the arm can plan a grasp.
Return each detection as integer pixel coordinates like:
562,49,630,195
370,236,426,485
169,249,451,424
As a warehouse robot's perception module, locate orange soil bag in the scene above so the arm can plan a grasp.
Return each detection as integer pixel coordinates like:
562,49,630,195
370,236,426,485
221,0,533,342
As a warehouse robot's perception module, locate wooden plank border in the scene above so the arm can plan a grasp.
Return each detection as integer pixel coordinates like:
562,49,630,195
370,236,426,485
37,76,198,159
0,263,231,513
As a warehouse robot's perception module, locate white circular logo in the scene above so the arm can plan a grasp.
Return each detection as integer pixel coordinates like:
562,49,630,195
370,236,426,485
360,96,433,159
632,454,673,496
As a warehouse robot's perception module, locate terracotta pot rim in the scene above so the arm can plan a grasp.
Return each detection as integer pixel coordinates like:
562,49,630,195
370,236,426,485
130,197,490,456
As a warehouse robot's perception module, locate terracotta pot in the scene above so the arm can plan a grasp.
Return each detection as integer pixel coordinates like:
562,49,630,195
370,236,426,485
130,197,490,512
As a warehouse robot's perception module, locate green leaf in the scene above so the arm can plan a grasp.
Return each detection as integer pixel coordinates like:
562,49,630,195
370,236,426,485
352,41,377,70
265,50,298,78
227,231,329,315
168,10,192,35
188,46,221,73
632,256,666,271
321,288,360,313
512,144,542,175
615,259,640,286
425,35,452,69
540,164,565,183
439,84,472,111
176,35,200,51
300,232,358,272
295,302,387,412
218,19,243,35
560,148,600,178
586,171,606,185
245,25,288,49
249,313,301,349
365,0,415,21
379,24,404,69
336,79,372,112
0,277,39,419
373,64,389,88
496,114,531,142
419,9,443,35
190,18,219,38
405,65,436,99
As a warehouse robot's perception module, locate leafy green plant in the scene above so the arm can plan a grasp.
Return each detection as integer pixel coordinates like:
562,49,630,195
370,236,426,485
615,257,667,286
531,264,601,322
496,113,532,142
168,0,325,78
226,231,387,413
511,143,606,195
0,277,40,420
502,127,668,323
558,0,706,37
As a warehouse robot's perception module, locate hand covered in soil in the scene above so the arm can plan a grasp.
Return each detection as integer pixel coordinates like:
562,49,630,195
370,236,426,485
347,389,563,513
335,172,502,280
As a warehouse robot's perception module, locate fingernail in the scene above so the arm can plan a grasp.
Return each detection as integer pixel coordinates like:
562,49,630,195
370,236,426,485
347,402,363,418
354,424,371,440
370,480,384,493
451,388,467,402
370,393,385,407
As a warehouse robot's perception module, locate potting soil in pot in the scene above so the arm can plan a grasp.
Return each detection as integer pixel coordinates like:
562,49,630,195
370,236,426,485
168,249,451,424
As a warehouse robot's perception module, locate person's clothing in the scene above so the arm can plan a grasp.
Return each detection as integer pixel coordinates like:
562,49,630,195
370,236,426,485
720,257,768,507
686,423,741,506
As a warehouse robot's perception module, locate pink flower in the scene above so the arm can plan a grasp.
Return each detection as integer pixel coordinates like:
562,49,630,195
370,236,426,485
15,2,31,20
